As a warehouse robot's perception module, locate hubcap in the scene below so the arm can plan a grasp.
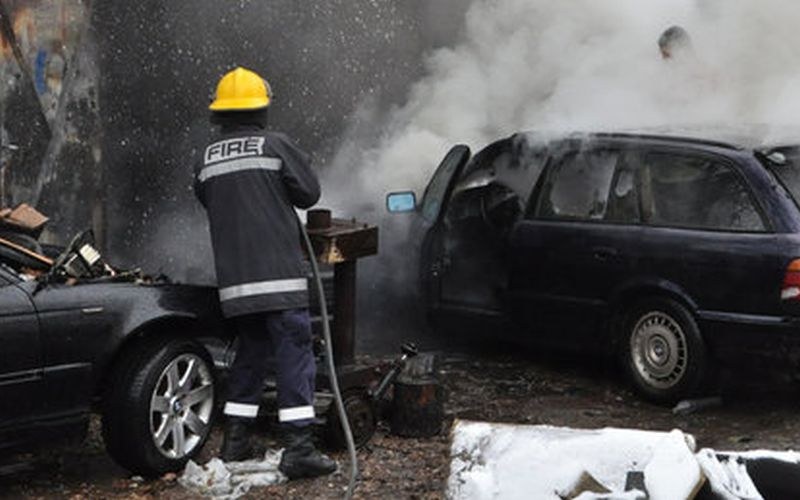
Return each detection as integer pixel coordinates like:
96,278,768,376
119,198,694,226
630,311,688,390
150,353,214,459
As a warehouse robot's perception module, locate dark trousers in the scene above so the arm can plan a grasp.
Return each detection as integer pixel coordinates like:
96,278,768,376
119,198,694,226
223,309,316,427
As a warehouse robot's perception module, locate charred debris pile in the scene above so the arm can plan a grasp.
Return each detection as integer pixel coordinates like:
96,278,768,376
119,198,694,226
0,203,161,286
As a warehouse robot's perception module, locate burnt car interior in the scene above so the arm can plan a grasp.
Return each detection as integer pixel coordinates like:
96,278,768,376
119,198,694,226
536,150,620,221
641,154,765,232
436,135,547,310
529,146,767,233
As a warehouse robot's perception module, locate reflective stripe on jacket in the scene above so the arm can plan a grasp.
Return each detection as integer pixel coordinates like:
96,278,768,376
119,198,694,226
194,127,320,317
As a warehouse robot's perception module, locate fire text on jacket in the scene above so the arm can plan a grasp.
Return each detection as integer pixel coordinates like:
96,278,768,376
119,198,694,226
205,137,265,165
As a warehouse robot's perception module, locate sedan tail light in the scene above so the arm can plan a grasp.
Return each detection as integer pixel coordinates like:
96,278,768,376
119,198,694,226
781,259,800,301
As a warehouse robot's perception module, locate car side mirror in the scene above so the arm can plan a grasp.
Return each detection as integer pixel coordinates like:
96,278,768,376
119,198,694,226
386,191,417,213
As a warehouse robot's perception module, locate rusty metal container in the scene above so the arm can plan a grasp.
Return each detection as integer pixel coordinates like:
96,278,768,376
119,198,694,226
307,208,332,230
390,354,443,438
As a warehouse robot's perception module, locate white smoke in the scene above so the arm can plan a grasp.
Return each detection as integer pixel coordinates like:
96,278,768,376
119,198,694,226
321,0,800,351
323,0,800,209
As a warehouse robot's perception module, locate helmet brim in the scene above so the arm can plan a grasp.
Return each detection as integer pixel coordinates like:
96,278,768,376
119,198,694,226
209,96,270,111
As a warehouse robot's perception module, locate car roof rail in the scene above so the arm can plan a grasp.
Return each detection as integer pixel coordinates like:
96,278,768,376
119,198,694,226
588,132,743,151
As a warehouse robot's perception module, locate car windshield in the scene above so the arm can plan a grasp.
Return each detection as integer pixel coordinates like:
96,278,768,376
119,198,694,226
762,147,800,206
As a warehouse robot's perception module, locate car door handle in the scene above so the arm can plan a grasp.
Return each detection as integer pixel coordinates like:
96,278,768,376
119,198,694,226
82,307,104,315
592,247,619,261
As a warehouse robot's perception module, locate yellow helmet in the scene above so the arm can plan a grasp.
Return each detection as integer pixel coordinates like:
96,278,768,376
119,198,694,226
209,67,272,111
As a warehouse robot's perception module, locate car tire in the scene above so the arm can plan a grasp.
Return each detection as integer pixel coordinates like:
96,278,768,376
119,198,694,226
102,337,216,476
621,298,707,404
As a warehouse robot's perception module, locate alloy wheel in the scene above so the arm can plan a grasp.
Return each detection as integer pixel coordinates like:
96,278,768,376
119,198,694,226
149,353,215,459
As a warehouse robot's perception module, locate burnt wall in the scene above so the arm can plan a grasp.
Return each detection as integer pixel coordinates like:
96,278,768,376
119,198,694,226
0,0,97,238
0,0,466,280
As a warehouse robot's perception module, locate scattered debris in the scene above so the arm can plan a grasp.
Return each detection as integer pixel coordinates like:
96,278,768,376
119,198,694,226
623,471,647,498
729,435,755,445
447,420,800,500
571,492,643,500
161,472,178,483
448,420,690,499
179,450,286,499
0,203,48,236
391,352,444,438
558,470,611,499
643,430,704,499
727,451,800,499
672,397,723,416
6,351,800,499
696,449,761,500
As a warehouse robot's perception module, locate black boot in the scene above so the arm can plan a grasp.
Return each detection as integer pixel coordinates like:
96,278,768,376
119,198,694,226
220,417,254,462
278,426,337,479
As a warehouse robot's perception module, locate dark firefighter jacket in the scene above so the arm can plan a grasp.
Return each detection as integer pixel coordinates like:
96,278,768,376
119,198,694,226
194,126,320,317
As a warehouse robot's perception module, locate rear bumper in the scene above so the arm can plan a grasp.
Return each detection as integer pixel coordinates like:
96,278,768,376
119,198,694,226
698,310,800,367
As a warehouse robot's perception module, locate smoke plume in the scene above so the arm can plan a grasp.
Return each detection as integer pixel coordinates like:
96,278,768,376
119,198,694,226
324,0,800,211
321,0,800,352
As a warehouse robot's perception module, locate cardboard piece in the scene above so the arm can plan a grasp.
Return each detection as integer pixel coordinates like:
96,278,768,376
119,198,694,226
0,203,49,236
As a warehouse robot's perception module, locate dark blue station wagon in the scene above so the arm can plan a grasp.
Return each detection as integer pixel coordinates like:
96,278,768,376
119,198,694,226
389,132,800,403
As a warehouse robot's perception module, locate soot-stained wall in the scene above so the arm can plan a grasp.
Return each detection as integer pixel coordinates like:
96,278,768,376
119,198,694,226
1,1,465,280
89,0,464,280
0,0,99,240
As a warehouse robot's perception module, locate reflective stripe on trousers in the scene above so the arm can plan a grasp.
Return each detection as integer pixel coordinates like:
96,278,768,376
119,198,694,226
278,405,315,422
224,402,259,418
224,310,316,427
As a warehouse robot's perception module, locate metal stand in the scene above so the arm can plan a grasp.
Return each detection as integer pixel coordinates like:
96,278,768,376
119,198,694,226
306,210,378,367
333,260,357,366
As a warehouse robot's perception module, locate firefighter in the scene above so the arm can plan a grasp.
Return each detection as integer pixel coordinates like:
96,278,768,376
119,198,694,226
193,67,336,479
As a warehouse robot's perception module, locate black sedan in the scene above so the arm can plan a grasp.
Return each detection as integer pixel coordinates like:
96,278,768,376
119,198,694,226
389,131,800,403
0,231,232,475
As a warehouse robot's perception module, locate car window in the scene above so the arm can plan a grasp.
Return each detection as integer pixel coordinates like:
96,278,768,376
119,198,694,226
641,153,765,232
605,166,641,224
420,145,470,224
536,150,620,221
421,167,453,223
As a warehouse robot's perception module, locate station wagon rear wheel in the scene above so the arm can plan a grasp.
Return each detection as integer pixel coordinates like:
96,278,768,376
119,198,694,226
622,298,706,404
